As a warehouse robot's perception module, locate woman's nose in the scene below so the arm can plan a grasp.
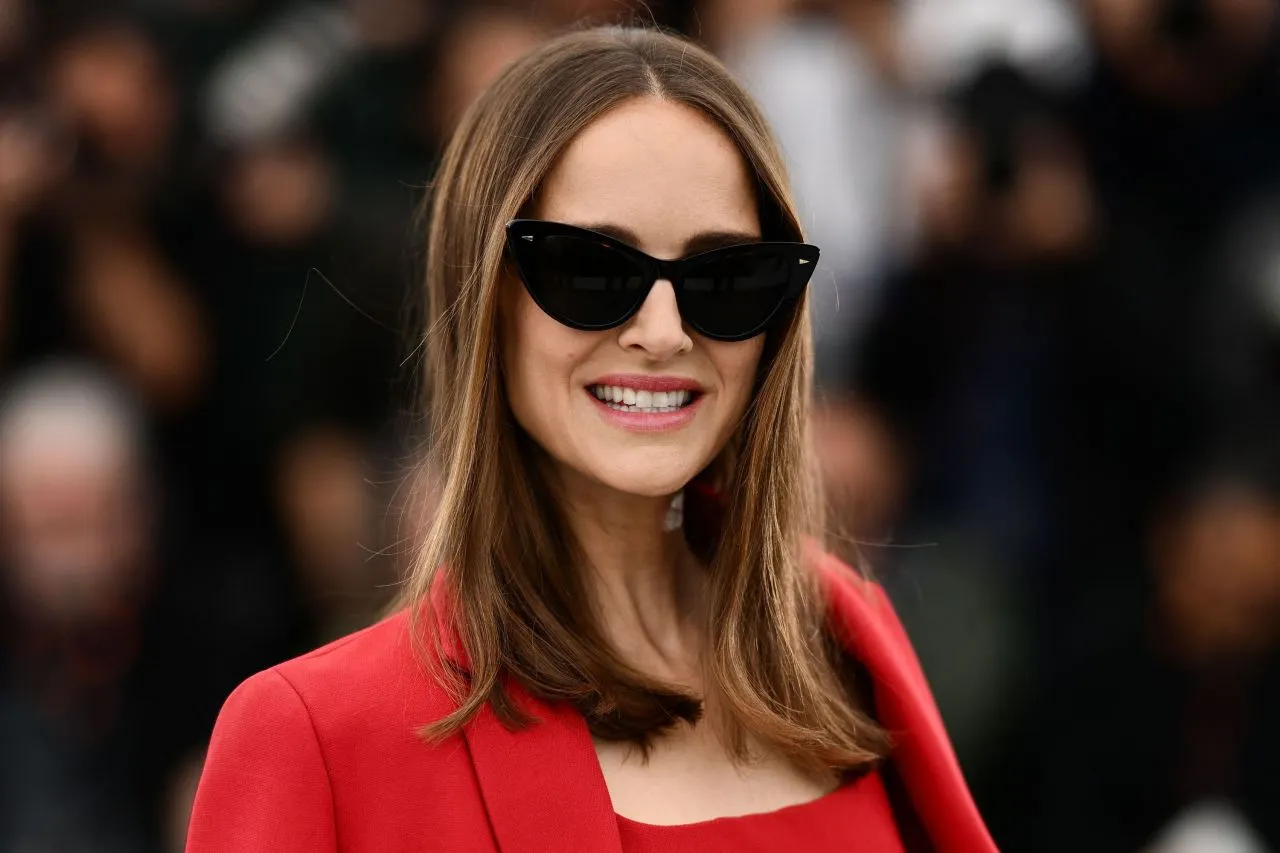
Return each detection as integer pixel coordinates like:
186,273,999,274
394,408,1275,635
616,280,693,361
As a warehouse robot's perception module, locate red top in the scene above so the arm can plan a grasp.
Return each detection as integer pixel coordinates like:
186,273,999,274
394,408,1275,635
616,769,906,852
186,551,997,853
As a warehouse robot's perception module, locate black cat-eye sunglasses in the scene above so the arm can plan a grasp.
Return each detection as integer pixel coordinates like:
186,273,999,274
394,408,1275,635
504,219,820,342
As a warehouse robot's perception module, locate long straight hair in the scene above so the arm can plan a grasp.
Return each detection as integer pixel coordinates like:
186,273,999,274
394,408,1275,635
399,26,889,774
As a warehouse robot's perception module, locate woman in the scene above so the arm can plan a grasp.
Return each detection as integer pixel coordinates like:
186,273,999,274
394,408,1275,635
186,26,996,852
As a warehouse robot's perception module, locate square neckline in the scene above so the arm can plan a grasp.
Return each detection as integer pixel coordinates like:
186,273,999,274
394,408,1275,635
612,766,879,829
612,768,906,852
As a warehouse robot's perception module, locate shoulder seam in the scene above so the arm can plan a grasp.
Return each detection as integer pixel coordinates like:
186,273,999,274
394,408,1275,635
267,667,340,849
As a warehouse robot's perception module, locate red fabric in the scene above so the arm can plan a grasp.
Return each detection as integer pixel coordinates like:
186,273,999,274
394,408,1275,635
186,554,998,852
616,768,905,852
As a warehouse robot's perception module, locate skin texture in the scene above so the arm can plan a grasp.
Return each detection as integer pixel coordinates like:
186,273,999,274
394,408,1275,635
499,96,833,825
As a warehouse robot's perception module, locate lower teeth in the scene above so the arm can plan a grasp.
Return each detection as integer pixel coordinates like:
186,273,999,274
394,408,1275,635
604,403,685,413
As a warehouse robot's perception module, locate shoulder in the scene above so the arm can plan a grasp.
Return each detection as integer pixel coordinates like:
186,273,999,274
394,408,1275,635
211,607,457,757
189,612,467,850
806,546,895,612
269,609,422,704
806,547,915,654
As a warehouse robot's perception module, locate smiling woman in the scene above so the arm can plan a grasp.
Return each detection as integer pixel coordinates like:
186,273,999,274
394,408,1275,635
185,26,996,853
499,98,773,499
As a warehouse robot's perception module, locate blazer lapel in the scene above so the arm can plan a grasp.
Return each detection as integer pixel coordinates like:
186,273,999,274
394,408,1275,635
429,578,622,853
818,556,998,853
462,685,623,853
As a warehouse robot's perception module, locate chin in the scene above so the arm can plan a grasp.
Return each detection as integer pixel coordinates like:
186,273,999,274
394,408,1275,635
592,466,697,500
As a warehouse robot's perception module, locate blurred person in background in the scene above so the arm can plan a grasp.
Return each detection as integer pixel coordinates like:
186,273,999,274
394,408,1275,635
420,5,547,142
0,362,305,853
714,0,910,392
1086,0,1276,110
274,426,397,644
1019,451,1280,852
706,0,917,559
187,26,995,852
2,19,209,413
0,364,155,852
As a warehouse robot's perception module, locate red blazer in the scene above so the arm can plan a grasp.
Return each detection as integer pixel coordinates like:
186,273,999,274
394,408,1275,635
186,553,997,852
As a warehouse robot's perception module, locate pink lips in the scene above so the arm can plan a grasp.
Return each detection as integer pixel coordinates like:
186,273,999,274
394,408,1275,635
586,374,705,433
588,374,705,393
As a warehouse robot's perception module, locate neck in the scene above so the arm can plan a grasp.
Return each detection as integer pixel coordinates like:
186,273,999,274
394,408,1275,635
552,467,706,685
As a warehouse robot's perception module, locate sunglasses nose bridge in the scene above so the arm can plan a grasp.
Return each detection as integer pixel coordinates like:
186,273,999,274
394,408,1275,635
651,258,681,289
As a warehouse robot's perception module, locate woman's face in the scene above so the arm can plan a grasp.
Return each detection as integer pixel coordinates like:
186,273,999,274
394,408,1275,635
501,96,766,499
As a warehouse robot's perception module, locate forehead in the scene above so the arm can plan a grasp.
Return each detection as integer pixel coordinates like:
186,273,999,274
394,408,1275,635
532,96,761,258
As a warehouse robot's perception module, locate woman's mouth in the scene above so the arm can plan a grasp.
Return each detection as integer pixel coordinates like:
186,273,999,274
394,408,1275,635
583,378,705,432
587,384,697,413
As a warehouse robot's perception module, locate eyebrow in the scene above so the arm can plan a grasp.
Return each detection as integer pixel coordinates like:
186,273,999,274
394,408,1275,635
577,222,762,256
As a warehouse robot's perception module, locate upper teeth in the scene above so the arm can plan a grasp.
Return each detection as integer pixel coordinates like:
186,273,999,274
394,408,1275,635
590,385,693,411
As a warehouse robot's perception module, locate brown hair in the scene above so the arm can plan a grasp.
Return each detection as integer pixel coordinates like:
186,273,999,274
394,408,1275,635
400,25,889,774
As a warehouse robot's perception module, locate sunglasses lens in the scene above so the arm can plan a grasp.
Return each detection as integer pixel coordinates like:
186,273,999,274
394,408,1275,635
680,247,809,340
515,234,646,329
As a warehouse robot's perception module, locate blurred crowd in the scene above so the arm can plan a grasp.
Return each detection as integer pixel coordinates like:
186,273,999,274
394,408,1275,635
0,0,1277,851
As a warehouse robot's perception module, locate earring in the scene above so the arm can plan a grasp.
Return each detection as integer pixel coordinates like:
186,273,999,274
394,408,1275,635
663,490,684,532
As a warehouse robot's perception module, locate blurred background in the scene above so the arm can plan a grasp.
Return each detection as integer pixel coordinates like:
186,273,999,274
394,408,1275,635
0,0,1277,850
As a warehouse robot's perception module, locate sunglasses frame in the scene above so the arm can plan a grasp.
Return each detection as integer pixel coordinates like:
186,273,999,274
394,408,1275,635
505,219,820,342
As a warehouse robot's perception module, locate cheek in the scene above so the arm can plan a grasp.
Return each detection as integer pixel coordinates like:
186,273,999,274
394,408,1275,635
709,337,766,414
501,286,584,430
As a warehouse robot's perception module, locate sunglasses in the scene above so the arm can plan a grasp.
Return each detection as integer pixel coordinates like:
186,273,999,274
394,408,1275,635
504,219,819,342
